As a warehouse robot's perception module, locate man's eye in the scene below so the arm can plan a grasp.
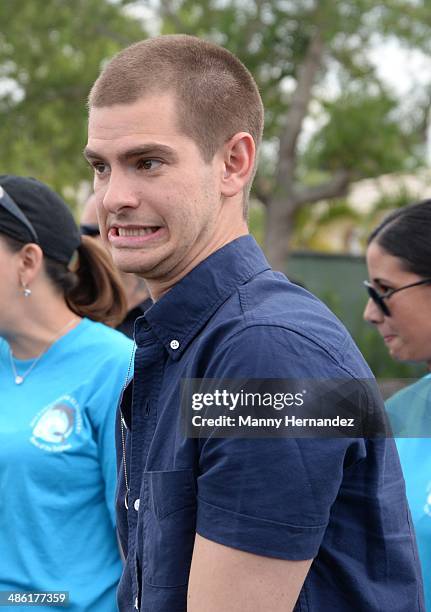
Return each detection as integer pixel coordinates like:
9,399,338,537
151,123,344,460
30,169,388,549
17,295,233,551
92,162,108,175
138,159,162,171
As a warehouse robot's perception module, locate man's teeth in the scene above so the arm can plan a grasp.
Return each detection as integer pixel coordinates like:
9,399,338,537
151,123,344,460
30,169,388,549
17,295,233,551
117,227,156,237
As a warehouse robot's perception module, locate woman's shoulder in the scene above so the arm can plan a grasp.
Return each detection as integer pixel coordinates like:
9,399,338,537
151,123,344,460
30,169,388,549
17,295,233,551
73,318,134,355
386,374,431,407
386,374,431,435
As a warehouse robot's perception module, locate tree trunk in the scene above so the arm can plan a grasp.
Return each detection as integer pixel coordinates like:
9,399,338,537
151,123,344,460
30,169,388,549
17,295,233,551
264,196,297,271
263,167,352,269
264,29,325,269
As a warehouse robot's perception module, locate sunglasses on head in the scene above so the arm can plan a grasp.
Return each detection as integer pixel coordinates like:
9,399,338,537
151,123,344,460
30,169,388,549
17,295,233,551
79,223,100,237
363,278,431,317
0,185,39,243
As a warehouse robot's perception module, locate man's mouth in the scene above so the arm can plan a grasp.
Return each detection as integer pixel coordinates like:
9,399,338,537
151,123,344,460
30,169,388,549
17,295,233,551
107,224,164,245
115,227,159,237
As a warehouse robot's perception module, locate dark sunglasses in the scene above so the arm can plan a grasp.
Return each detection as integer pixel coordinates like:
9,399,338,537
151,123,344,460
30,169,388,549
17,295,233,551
363,278,431,317
79,223,100,237
0,185,39,243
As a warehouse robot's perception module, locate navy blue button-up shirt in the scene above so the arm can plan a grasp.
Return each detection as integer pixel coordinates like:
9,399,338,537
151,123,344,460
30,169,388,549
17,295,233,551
116,236,424,611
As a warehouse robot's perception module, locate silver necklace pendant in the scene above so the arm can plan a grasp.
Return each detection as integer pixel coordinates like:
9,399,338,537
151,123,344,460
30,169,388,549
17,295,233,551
8,317,79,386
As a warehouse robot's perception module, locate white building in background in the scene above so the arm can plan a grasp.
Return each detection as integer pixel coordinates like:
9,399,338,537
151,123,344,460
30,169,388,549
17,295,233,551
348,169,431,214
307,169,431,255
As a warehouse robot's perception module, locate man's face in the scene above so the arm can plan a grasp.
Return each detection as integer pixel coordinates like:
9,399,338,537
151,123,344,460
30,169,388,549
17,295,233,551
85,94,228,283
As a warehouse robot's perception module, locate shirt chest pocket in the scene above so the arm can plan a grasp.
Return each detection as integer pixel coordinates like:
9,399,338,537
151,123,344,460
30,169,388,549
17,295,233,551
142,469,197,588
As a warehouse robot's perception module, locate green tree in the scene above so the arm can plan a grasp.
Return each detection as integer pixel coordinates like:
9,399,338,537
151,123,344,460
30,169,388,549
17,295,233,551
158,0,431,268
2,0,431,243
0,0,145,203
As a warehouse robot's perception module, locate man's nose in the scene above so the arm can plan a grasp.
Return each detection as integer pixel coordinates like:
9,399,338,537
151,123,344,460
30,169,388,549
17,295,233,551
363,297,384,325
101,171,140,214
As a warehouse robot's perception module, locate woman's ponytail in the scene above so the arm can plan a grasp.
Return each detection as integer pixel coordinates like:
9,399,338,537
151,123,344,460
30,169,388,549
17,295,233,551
44,235,127,327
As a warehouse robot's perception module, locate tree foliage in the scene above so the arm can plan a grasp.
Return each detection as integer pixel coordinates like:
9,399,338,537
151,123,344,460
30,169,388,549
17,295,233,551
0,0,145,201
158,0,431,267
1,0,431,257
306,91,419,177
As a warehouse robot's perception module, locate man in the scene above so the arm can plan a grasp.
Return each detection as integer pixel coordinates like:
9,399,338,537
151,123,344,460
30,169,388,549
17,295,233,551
80,193,152,338
85,35,424,611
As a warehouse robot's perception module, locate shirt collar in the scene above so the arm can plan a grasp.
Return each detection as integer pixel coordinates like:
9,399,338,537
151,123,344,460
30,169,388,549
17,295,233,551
129,298,153,318
137,235,270,359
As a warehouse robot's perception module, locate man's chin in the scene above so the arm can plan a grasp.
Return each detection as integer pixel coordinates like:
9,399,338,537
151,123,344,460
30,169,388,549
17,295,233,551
112,251,147,273
116,262,142,274
114,257,159,278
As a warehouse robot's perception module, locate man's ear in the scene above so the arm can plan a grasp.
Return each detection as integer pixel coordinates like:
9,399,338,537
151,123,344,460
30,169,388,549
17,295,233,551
220,132,255,198
17,243,44,287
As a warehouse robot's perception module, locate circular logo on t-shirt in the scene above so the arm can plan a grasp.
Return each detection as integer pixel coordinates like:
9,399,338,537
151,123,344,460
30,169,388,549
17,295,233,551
30,395,82,452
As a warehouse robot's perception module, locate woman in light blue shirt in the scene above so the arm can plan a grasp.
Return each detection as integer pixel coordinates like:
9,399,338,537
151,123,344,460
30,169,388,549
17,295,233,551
363,199,431,609
0,176,133,611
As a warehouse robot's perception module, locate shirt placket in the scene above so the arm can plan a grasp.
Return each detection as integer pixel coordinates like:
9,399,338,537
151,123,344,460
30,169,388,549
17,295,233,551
128,332,165,611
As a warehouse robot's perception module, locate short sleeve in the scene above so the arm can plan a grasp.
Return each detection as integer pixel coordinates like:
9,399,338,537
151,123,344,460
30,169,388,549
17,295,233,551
195,324,367,560
88,353,134,527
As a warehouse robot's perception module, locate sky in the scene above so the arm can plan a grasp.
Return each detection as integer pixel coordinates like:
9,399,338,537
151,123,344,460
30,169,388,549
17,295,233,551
370,39,431,96
370,40,431,160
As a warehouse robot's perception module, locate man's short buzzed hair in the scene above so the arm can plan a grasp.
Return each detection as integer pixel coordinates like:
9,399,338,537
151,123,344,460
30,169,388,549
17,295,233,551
89,34,264,213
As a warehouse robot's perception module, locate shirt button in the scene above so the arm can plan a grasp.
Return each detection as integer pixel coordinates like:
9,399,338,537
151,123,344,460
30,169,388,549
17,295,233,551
134,498,140,512
170,339,180,350
134,596,139,609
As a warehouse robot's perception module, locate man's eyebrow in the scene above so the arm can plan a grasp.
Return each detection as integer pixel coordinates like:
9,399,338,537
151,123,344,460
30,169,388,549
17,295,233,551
83,147,100,160
83,144,178,162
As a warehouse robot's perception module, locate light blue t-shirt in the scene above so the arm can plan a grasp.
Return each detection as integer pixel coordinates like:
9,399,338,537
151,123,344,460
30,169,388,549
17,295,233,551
386,373,431,611
0,318,134,611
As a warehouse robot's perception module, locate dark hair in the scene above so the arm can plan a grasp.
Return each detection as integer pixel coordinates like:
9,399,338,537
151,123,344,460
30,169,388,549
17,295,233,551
2,234,127,327
368,200,431,278
89,34,264,214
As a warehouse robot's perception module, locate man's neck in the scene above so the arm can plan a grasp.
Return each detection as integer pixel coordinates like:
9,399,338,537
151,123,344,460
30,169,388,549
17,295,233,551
121,273,151,310
147,229,249,302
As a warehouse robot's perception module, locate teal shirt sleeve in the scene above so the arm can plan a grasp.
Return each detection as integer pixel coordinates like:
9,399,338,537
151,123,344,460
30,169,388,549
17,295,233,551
88,356,134,527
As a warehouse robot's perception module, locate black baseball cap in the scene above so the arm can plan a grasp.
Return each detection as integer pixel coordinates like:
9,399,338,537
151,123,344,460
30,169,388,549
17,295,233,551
0,175,80,264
